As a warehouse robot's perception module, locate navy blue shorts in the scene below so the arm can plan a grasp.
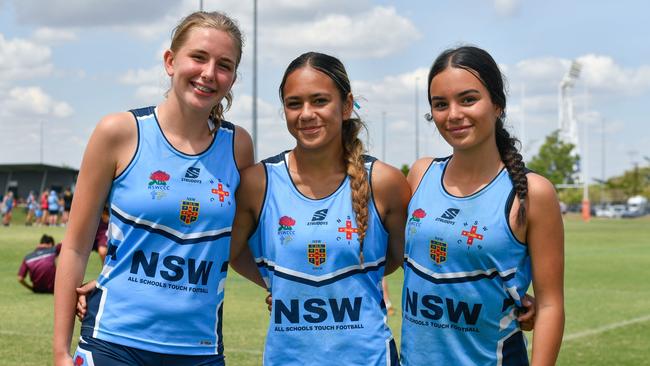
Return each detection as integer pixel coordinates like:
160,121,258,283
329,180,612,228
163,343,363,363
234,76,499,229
73,336,226,366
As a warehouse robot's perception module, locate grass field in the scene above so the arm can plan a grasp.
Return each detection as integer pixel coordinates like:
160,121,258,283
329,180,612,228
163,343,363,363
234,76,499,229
1,210,649,365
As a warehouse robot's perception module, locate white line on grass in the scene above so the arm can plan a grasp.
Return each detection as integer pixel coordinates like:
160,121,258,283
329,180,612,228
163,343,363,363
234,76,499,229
527,314,650,350
563,314,650,342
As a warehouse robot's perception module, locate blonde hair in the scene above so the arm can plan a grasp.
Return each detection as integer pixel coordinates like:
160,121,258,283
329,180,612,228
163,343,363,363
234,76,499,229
279,52,370,264
169,11,244,125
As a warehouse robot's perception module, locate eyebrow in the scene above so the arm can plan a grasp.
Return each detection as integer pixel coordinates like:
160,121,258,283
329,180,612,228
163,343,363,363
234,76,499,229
430,89,481,101
188,49,236,64
284,92,331,101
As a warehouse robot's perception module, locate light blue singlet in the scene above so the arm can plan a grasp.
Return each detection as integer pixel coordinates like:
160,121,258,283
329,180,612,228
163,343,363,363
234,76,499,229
400,157,531,366
81,106,239,355
249,152,399,366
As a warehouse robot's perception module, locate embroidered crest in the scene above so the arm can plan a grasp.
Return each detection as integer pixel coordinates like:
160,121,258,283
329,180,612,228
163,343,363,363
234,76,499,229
308,242,327,266
179,199,200,224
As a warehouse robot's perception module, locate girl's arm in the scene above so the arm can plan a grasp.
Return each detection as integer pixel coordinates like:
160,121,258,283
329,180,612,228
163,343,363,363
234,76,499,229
371,161,411,275
526,173,565,366
53,112,136,366
229,163,267,289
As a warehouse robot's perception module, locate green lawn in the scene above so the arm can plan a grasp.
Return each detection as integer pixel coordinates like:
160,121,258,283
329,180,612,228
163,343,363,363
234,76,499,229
1,210,648,365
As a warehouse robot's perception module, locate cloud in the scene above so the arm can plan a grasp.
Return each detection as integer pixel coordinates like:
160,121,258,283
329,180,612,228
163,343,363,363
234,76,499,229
32,27,78,44
494,0,521,17
10,0,182,28
577,54,650,95
0,87,73,119
0,33,53,82
260,6,421,61
508,54,650,96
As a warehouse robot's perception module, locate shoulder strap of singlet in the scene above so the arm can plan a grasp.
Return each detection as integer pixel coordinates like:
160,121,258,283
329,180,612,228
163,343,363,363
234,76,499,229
219,120,236,132
129,106,155,118
262,151,287,165
503,166,532,246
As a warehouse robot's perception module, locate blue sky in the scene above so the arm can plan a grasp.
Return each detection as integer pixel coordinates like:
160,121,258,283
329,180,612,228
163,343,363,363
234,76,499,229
1,0,648,183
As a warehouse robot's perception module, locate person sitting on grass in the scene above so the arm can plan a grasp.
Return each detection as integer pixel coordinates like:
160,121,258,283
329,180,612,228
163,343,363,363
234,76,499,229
17,234,62,294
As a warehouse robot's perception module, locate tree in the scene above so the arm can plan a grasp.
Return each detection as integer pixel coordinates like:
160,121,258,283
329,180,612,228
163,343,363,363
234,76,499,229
400,164,410,177
528,130,579,185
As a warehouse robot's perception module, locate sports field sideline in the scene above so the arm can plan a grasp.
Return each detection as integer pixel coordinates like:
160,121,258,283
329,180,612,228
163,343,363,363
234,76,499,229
1,212,649,365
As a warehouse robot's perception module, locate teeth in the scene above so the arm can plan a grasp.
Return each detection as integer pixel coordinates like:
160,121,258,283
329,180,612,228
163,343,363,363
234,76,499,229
193,83,215,93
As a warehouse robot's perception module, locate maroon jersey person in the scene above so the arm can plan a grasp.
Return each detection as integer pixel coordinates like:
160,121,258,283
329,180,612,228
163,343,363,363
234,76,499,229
17,234,62,293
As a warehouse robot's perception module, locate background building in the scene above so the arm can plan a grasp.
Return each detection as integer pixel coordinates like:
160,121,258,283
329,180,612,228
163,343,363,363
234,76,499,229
0,164,78,200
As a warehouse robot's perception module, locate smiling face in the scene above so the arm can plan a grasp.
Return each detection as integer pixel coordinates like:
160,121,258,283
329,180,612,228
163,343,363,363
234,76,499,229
428,66,503,152
164,27,238,114
282,66,353,151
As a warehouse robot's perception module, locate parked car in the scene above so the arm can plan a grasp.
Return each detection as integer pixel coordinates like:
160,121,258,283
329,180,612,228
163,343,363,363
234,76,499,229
595,204,626,218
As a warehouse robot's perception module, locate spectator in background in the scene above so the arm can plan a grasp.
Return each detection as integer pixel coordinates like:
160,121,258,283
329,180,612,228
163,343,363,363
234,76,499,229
25,190,37,226
47,190,60,226
1,191,14,226
61,187,74,225
40,190,49,225
92,205,110,263
18,234,62,294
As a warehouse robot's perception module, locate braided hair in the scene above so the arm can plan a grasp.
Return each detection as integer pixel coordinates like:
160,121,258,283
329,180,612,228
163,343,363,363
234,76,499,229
279,52,370,263
427,46,528,226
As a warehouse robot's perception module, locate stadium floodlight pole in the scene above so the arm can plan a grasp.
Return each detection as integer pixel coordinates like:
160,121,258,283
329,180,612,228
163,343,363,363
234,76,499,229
40,119,44,164
520,83,526,154
601,117,606,205
252,0,258,160
415,77,420,160
382,111,386,161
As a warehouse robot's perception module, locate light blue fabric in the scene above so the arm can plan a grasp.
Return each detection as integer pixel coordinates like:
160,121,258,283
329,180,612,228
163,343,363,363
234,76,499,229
81,106,239,355
250,152,398,366
400,157,530,365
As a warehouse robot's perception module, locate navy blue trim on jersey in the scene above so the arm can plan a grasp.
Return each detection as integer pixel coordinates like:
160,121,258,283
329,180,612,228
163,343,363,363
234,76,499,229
441,157,507,199
152,108,217,157
282,151,349,201
388,338,400,366
505,188,527,246
110,207,231,245
411,156,447,197
364,155,390,233
80,286,104,337
256,258,386,287
220,120,239,172
74,335,226,366
261,151,286,164
220,261,229,273
215,303,225,356
403,257,516,284
113,109,142,182
502,331,529,366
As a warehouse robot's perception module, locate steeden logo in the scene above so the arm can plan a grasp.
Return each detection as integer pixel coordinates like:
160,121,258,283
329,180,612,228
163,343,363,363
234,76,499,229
182,167,202,184
308,209,329,226
435,208,460,225
185,167,200,179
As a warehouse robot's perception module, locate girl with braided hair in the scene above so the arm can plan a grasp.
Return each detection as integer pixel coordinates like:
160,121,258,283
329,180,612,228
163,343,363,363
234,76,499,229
229,51,409,365
400,45,564,365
